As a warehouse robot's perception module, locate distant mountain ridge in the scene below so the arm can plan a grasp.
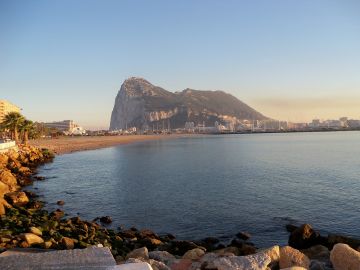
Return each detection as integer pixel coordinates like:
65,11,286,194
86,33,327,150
110,77,268,130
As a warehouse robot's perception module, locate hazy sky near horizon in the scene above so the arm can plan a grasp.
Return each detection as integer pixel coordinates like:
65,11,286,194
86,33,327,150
1,0,360,129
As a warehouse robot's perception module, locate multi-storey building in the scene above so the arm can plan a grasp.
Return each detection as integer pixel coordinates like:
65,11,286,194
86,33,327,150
0,100,21,123
44,120,77,132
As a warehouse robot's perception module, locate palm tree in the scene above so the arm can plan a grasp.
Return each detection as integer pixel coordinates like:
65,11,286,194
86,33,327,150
1,112,25,144
20,119,35,145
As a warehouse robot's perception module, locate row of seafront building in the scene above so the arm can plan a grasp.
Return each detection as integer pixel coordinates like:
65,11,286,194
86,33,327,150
180,117,360,134
111,116,360,135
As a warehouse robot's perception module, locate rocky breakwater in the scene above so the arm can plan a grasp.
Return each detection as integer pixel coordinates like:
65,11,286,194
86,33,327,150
118,223,360,270
0,146,54,216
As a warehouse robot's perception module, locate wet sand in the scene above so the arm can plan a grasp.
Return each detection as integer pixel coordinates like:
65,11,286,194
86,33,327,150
29,135,179,155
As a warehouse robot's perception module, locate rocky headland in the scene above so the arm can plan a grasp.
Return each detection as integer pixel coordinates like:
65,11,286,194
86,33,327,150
0,147,360,270
110,77,268,131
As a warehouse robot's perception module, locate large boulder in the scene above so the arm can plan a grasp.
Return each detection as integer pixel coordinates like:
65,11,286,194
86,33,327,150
0,181,10,197
18,166,32,176
214,246,240,256
29,227,43,236
289,224,324,249
0,170,18,190
116,263,153,270
148,251,175,265
139,229,159,239
7,159,22,172
0,197,12,215
148,259,169,270
5,191,29,206
7,150,19,161
22,233,44,246
0,154,9,168
182,248,205,260
126,247,149,261
279,246,310,269
213,253,271,270
258,245,280,268
330,243,360,270
195,237,220,251
61,237,75,249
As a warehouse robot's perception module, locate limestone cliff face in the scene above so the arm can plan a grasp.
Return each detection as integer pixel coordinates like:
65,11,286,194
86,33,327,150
110,78,180,130
109,77,268,130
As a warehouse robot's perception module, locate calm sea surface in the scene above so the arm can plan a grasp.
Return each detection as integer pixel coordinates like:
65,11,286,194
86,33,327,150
29,132,360,247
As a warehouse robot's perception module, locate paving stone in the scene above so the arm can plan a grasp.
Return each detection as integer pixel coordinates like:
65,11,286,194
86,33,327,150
0,247,116,270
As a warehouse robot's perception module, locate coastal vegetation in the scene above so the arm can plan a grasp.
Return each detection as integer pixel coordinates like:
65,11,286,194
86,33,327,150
0,112,62,143
1,112,26,144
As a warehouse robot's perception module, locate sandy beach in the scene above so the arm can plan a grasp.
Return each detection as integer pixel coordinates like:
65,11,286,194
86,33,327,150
29,134,178,155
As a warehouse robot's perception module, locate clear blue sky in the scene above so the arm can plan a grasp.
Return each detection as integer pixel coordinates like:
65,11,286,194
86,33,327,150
1,0,360,129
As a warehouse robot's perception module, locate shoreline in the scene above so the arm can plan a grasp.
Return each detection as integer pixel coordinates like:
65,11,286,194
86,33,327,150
28,129,360,156
28,134,183,155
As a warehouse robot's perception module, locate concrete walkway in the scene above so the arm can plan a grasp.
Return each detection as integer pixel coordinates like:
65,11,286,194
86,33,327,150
0,247,117,270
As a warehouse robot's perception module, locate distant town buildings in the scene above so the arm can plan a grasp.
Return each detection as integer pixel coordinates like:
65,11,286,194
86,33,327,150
44,120,86,135
184,122,195,133
44,120,77,131
0,100,21,123
177,116,360,134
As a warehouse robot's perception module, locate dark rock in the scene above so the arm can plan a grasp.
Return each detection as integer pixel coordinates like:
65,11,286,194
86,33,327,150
50,209,64,220
302,245,330,262
214,246,240,256
17,177,33,186
286,224,298,233
215,243,226,250
159,233,176,242
24,191,38,198
238,244,256,255
70,216,82,224
5,191,29,207
61,237,75,249
289,224,323,249
57,200,65,206
166,233,176,240
99,216,112,224
27,200,44,210
138,237,163,249
168,240,199,256
230,238,245,248
310,260,326,270
236,231,251,240
33,176,45,181
138,229,159,239
196,237,220,251
201,237,220,245
120,230,137,239
327,234,360,249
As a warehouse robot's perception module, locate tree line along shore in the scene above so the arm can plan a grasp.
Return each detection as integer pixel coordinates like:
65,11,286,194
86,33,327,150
0,146,360,269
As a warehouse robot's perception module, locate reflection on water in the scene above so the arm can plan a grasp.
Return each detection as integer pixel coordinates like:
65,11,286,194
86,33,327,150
29,132,360,247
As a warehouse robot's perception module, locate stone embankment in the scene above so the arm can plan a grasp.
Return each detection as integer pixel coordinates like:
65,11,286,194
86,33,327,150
1,147,360,269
